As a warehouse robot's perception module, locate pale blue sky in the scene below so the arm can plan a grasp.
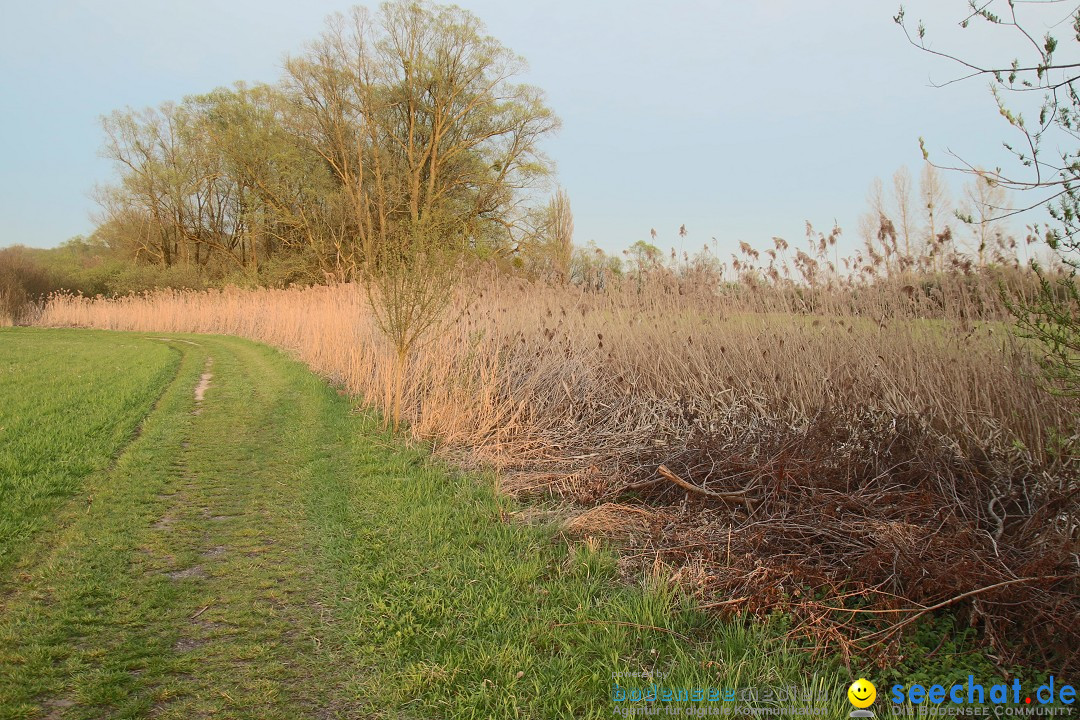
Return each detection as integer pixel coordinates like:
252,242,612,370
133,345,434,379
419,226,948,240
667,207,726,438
0,0,1052,256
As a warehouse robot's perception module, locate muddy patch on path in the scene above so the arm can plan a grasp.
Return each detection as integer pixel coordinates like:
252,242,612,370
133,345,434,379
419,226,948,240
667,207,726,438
166,566,206,581
39,697,75,720
193,357,213,412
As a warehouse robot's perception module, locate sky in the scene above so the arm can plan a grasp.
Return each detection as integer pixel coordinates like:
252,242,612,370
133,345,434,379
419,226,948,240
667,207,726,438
0,0,1062,258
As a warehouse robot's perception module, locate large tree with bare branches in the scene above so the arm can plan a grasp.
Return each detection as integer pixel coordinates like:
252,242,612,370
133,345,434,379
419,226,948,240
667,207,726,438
281,0,560,427
284,1,559,270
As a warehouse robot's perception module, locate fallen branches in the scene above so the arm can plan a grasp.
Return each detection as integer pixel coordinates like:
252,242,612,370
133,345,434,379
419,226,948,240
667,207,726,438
656,464,755,507
857,576,1077,647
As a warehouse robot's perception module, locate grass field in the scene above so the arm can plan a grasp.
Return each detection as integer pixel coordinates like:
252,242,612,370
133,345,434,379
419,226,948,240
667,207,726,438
0,331,180,574
0,328,853,719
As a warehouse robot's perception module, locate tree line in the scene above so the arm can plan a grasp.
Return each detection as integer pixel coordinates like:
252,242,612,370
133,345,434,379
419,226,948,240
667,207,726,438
92,1,566,286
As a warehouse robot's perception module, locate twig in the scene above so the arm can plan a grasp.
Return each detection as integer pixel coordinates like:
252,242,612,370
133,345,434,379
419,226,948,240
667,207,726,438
621,477,662,492
657,465,755,507
191,604,211,620
699,596,749,610
859,576,1075,645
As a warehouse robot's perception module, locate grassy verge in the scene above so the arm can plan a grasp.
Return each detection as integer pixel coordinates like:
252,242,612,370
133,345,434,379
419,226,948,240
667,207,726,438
0,329,853,718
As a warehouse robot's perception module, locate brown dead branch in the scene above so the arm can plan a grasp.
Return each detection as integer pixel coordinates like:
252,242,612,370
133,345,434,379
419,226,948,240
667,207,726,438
657,464,755,507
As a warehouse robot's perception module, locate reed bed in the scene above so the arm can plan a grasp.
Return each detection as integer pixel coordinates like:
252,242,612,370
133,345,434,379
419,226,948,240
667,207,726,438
39,269,1079,670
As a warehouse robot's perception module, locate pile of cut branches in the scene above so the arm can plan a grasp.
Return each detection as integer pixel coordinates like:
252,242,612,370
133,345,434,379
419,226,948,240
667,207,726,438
570,408,1079,672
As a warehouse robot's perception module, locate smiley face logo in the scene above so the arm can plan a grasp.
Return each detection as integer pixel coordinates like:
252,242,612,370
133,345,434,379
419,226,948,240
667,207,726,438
848,678,876,709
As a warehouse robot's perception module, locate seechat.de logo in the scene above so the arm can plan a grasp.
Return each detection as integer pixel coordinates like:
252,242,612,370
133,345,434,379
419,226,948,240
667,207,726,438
890,676,1076,707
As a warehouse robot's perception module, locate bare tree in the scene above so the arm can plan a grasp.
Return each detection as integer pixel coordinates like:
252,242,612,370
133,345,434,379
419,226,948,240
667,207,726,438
893,165,917,260
520,187,574,280
284,1,559,265
365,213,465,429
548,189,574,280
284,1,559,428
959,171,1010,266
860,177,899,275
920,161,952,271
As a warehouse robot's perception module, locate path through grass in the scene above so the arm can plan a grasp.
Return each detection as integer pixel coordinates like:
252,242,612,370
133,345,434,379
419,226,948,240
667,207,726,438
0,328,841,719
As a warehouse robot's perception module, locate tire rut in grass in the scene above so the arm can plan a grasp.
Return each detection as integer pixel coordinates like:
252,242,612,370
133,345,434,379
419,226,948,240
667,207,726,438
143,340,356,719
0,337,207,717
2,336,357,719
192,356,213,412
143,355,221,663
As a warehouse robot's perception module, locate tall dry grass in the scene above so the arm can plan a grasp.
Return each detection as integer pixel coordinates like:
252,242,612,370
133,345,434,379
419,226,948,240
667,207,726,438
39,268,1079,669
40,272,1067,469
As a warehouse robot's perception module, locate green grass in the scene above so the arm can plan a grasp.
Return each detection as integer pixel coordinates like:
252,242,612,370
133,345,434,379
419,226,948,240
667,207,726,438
0,328,854,718
0,329,180,573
